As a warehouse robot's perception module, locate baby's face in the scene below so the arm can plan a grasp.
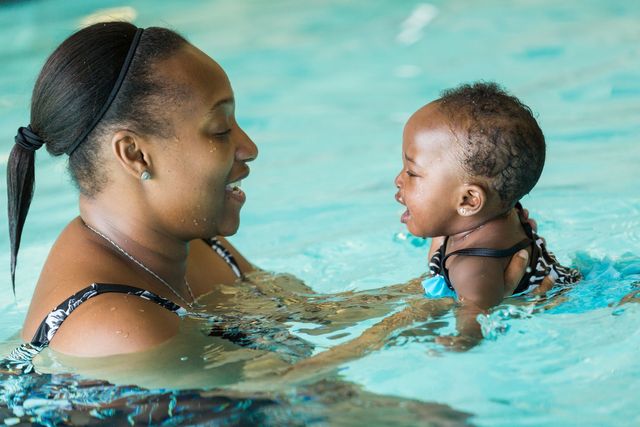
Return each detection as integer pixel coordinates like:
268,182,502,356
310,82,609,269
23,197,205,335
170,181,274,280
394,102,465,237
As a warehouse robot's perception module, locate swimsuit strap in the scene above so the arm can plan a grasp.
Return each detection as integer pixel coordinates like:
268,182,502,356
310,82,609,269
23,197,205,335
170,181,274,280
439,236,534,291
2,284,184,372
441,237,533,265
3,238,245,372
430,203,580,295
203,237,243,279
437,202,536,291
30,283,185,348
26,236,245,349
510,205,546,293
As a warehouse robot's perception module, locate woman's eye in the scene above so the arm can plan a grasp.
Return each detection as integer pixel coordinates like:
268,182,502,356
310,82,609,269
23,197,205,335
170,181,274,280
406,170,417,177
210,129,232,139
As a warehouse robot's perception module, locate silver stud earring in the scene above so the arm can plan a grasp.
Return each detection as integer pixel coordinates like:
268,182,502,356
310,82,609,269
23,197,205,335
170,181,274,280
459,208,466,215
140,170,151,181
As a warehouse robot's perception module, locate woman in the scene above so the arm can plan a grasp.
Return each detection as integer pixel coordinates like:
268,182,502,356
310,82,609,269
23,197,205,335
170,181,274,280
6,22,533,376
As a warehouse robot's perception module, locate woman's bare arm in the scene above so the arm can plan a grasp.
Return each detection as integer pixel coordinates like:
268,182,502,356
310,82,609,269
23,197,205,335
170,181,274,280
278,249,533,382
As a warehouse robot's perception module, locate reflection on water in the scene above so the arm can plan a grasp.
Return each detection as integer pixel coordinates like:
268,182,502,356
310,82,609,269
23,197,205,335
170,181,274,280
2,255,640,424
0,369,473,426
0,280,471,426
0,270,467,425
37,270,429,389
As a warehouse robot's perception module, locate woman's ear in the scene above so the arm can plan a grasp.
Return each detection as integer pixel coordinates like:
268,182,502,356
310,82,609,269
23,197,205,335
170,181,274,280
456,184,486,217
111,130,152,180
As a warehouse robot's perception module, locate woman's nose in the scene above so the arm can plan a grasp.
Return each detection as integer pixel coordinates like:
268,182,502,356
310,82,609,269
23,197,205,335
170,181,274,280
235,126,258,162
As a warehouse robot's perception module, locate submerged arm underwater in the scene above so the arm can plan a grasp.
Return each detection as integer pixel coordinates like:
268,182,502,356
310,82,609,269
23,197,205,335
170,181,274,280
245,249,535,386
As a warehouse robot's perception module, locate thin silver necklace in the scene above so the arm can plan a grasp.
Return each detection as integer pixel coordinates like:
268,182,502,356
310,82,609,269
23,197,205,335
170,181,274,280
84,222,196,308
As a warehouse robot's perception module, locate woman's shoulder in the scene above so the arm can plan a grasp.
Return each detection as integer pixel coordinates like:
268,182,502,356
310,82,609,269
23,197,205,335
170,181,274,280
27,217,142,309
22,218,180,356
42,290,180,357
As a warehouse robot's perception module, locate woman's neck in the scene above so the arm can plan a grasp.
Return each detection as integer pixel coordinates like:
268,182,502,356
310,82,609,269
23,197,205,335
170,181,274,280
79,194,190,283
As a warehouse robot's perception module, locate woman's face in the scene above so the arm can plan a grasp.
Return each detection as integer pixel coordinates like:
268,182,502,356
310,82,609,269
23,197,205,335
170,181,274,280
143,44,258,239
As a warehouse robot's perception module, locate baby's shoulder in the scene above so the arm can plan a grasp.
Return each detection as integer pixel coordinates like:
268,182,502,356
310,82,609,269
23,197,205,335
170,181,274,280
447,255,506,306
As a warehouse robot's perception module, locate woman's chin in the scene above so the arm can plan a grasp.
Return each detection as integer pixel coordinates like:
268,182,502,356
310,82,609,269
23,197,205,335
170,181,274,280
216,217,240,236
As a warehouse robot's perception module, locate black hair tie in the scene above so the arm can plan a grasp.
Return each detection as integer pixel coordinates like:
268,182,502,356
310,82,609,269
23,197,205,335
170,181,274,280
14,125,44,152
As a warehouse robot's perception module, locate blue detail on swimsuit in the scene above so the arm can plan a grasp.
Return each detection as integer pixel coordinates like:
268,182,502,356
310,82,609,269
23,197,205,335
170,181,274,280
421,275,458,299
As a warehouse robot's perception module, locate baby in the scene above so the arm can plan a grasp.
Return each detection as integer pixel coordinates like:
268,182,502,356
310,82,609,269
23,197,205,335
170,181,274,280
395,82,581,344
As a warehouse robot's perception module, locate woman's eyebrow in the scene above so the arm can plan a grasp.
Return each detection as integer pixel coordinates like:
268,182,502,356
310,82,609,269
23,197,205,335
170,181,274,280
209,97,235,114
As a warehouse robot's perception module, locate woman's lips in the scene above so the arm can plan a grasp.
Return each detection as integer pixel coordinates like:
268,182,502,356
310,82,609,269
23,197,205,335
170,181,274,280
225,180,246,204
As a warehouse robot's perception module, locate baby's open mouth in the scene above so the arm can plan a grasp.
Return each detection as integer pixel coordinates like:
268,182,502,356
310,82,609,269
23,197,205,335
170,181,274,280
401,209,410,223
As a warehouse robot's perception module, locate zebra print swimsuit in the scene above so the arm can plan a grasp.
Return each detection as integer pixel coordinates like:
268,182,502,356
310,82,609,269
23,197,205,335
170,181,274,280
423,204,582,298
3,238,242,373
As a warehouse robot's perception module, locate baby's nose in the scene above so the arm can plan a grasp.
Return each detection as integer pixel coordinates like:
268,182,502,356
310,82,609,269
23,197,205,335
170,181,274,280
394,172,403,188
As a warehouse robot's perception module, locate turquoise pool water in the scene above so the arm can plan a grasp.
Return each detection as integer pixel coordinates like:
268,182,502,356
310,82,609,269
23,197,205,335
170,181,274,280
1,0,639,425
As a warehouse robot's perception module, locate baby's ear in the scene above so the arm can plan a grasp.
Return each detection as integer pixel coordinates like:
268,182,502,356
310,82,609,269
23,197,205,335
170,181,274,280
456,184,486,216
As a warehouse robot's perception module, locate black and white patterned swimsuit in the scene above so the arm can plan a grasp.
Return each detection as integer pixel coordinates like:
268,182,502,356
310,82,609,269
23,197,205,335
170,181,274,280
423,204,582,298
3,238,242,373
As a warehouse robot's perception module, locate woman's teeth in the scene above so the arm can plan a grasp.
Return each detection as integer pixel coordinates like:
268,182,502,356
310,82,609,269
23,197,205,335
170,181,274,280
226,180,241,191
225,179,246,203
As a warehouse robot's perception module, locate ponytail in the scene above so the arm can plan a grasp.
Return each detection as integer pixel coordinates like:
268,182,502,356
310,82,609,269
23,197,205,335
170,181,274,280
7,126,44,293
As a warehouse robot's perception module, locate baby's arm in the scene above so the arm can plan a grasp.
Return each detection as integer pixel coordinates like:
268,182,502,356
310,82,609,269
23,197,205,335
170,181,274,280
438,256,506,350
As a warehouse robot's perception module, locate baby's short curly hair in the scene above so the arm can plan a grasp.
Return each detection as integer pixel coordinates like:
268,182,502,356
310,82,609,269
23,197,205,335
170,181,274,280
437,82,545,206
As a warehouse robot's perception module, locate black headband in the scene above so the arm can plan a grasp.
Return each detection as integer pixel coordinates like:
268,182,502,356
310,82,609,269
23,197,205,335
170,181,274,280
65,27,145,155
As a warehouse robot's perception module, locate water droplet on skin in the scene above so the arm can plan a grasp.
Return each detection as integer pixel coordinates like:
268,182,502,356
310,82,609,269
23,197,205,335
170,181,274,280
193,219,199,226
180,356,189,361
110,307,116,311
139,309,145,312
115,330,122,335
123,333,129,338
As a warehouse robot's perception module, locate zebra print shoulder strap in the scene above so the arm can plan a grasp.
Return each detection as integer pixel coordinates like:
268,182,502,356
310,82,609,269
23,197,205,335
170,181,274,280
203,237,243,279
2,283,184,373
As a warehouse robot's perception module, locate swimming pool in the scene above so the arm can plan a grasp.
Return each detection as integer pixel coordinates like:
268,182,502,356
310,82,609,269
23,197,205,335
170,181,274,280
1,0,639,425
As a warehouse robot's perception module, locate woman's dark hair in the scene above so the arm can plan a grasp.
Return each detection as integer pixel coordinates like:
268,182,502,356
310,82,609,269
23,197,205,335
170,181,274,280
7,22,188,292
437,82,546,206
